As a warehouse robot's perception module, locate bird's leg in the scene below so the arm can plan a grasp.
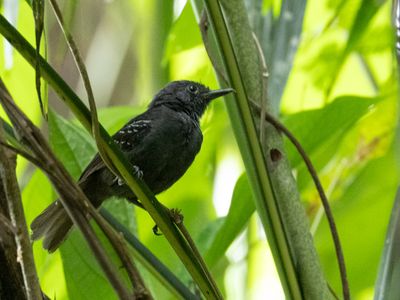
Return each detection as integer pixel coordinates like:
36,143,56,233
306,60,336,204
152,225,162,236
114,165,143,186
169,208,183,225
152,208,184,236
132,165,144,179
128,197,145,210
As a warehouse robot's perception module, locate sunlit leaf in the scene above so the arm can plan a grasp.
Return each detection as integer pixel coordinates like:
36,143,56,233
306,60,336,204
315,150,399,297
48,110,95,179
204,173,255,266
283,95,379,169
345,0,386,53
48,110,135,300
163,2,202,64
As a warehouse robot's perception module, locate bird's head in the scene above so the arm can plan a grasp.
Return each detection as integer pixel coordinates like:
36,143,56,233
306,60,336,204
149,81,234,121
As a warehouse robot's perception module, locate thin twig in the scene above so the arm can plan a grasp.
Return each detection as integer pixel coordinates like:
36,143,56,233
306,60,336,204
0,121,42,300
90,212,151,299
100,209,199,300
0,16,221,298
2,127,151,298
250,101,350,300
1,127,150,297
170,209,222,299
0,141,46,171
252,32,269,144
32,0,46,119
0,125,194,299
48,0,118,176
0,212,16,235
48,1,150,296
0,79,132,299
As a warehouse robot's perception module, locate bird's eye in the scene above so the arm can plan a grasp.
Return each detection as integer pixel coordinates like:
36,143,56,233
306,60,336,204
187,84,199,94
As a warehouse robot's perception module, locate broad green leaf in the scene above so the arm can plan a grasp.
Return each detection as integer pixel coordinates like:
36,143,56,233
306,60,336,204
48,110,95,179
345,0,386,54
163,2,202,64
97,106,143,135
60,228,119,300
315,150,399,297
324,0,387,94
283,95,379,170
204,173,255,266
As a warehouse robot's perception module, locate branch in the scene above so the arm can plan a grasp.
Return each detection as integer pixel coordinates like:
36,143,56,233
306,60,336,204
47,1,151,295
0,120,42,300
0,79,132,299
250,101,349,300
196,1,333,299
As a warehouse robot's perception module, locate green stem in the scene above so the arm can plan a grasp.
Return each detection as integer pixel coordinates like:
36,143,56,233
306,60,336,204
100,209,198,300
195,0,334,299
199,1,301,298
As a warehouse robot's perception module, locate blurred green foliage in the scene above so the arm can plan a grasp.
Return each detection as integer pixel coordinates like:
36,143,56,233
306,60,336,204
0,0,398,299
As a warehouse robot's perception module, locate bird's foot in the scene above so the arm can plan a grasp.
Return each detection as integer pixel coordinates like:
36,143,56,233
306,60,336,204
169,208,183,225
114,165,143,186
152,225,162,236
132,165,144,179
152,208,184,236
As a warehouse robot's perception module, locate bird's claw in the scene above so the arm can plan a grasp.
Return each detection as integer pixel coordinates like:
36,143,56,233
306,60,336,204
169,208,183,225
113,165,143,186
152,208,183,236
152,225,162,236
133,165,143,179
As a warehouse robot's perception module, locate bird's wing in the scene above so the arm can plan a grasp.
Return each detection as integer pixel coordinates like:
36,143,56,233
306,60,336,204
112,117,152,152
78,153,104,183
78,115,153,184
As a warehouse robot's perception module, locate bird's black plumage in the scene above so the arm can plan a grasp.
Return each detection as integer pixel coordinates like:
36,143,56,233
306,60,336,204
31,80,233,252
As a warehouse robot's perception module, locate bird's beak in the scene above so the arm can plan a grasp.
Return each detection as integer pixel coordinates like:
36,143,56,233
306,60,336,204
204,87,235,102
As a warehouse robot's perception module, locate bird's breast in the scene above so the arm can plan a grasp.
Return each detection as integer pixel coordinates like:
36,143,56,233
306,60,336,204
128,113,203,194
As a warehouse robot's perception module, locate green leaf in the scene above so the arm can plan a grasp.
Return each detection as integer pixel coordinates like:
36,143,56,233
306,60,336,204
283,95,379,169
49,106,144,178
97,106,143,135
48,110,95,178
315,151,399,297
47,110,135,299
204,173,255,266
163,2,202,64
60,228,119,300
345,0,386,53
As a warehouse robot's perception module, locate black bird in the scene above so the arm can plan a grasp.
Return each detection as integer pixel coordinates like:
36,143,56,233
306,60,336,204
31,80,233,252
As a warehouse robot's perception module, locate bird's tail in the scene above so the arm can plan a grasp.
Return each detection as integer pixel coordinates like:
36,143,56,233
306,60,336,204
30,200,72,253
